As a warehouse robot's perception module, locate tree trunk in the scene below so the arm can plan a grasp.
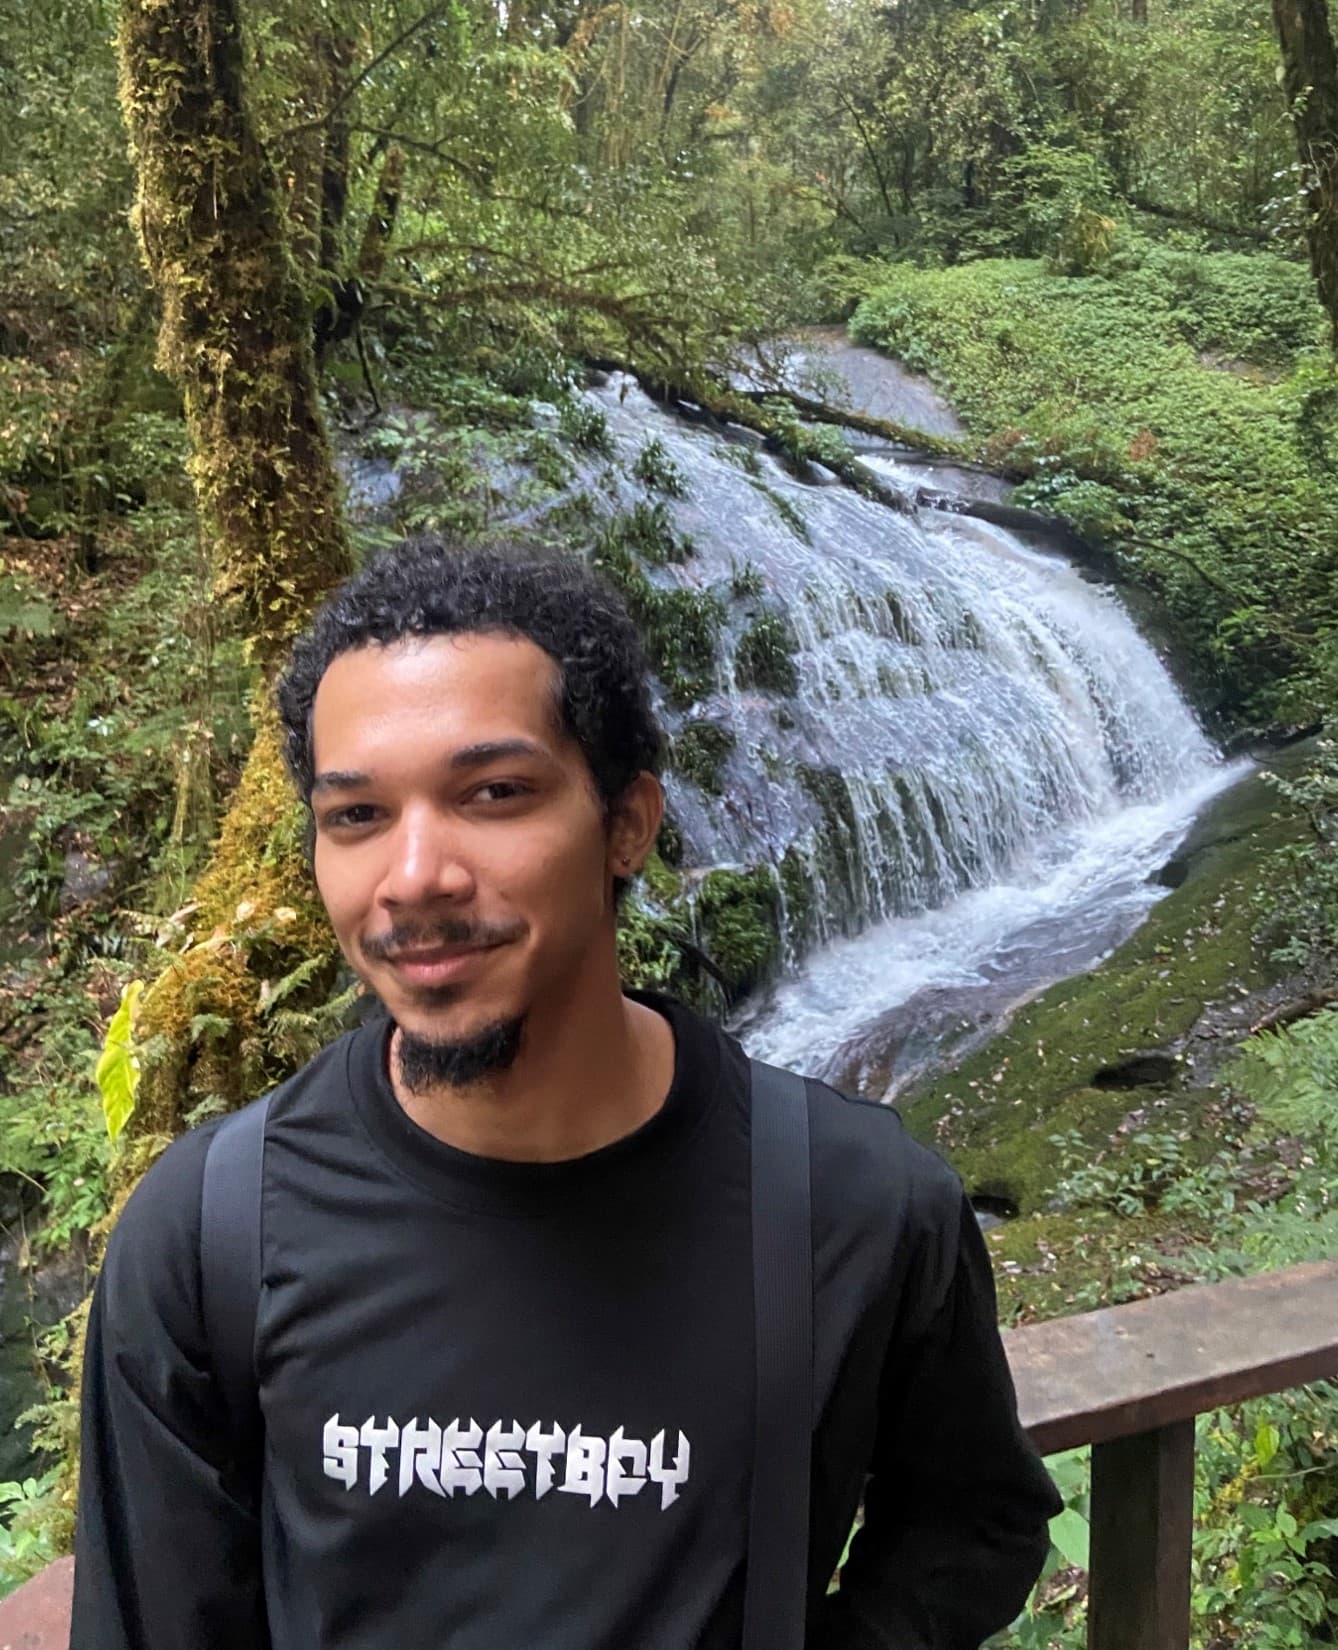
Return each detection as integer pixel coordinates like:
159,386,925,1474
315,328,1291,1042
316,143,407,360
114,0,353,1147
1272,0,1338,350
117,0,352,672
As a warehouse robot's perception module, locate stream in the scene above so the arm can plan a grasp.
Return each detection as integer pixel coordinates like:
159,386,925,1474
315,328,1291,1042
576,338,1245,1091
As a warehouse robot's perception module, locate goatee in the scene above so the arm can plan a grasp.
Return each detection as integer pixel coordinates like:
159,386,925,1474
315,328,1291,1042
396,1015,526,1092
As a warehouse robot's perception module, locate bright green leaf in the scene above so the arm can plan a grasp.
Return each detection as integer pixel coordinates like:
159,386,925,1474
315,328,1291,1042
1049,1505,1091,1571
1254,1420,1280,1467
96,980,144,1143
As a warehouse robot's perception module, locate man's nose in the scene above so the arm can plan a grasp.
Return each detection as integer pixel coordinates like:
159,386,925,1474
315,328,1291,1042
379,809,475,906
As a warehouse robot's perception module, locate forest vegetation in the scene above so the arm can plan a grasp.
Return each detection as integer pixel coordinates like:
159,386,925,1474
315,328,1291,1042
3,0,1338,1640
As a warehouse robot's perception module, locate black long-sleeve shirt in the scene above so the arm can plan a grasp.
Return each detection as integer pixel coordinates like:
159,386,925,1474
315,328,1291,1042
72,993,1059,1648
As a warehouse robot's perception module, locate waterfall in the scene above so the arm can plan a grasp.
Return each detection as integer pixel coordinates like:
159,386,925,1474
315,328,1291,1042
581,378,1232,1059
342,366,1242,1091
577,375,1248,1087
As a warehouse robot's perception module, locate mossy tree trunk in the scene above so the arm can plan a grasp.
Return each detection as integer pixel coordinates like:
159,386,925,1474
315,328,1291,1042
117,0,353,670
1272,0,1338,353
114,0,353,1148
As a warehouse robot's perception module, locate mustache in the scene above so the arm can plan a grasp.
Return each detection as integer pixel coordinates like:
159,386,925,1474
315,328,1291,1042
362,917,526,962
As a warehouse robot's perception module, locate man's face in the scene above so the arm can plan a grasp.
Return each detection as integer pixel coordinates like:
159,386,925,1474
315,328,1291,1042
310,632,623,1056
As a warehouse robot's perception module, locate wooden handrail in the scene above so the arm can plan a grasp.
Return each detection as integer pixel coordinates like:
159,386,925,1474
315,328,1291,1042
3,1261,1335,1648
1003,1257,1338,1453
1003,1258,1338,1650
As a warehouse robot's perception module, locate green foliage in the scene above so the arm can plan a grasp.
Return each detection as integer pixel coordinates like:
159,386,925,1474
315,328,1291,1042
851,249,1335,721
1047,1126,1237,1222
590,517,723,709
0,1468,64,1596
613,500,695,567
692,866,782,999
631,438,688,499
728,559,766,600
734,609,800,695
1255,740,1338,969
96,980,143,1142
557,400,614,458
671,720,735,795
1002,143,1120,274
1233,1008,1338,1144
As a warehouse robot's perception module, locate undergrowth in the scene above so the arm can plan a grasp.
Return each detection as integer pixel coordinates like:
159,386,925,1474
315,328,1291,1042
851,239,1338,725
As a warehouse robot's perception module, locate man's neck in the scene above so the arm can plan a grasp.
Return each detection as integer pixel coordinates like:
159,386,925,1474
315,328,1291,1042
387,979,677,1164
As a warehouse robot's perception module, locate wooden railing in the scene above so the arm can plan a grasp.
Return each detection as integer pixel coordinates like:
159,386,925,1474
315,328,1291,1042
1004,1257,1338,1650
2,1259,1336,1648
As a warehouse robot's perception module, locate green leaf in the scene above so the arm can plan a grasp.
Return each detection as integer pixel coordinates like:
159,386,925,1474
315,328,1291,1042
1049,1505,1091,1570
96,980,144,1143
1254,1420,1281,1468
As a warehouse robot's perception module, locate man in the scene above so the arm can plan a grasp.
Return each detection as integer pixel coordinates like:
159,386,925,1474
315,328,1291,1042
72,538,1060,1649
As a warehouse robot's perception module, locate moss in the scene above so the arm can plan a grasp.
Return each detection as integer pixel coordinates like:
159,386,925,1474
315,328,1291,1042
900,799,1308,1214
591,527,722,709
735,609,800,695
983,1208,1209,1325
671,720,735,795
127,713,340,1159
778,846,816,948
797,764,861,926
116,0,353,673
693,866,782,1000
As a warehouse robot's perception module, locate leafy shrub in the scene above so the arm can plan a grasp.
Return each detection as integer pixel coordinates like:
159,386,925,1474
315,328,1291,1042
851,253,1336,722
1255,740,1338,970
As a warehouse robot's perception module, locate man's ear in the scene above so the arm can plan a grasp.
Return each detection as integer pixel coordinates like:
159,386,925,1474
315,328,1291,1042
606,772,666,881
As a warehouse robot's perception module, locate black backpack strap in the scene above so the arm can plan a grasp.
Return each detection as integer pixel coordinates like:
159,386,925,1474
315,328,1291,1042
200,1094,272,1488
743,1059,814,1650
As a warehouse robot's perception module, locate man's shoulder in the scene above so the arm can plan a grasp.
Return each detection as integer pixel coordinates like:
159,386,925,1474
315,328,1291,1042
108,1023,362,1265
801,1072,964,1239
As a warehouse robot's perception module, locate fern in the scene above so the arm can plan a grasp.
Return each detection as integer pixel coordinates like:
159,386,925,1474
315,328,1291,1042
1232,1008,1338,1146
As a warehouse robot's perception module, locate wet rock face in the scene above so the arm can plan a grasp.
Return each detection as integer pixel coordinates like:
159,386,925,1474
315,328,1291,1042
824,982,1020,1101
58,848,118,912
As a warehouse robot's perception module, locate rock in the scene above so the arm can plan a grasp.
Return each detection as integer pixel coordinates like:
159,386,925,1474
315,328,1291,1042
58,849,117,912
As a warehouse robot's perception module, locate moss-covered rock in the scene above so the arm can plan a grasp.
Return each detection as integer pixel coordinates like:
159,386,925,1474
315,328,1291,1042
671,720,735,795
797,763,861,926
900,779,1308,1216
735,609,800,695
693,866,782,1000
590,525,722,709
778,846,817,950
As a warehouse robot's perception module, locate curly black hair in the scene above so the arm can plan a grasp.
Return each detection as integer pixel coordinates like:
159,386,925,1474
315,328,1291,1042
276,536,664,816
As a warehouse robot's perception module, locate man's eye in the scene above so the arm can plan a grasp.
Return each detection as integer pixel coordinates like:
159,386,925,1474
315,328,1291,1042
325,803,378,829
474,781,531,803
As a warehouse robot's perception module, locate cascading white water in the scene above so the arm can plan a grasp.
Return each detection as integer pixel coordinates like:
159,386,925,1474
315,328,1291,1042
582,375,1244,1089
